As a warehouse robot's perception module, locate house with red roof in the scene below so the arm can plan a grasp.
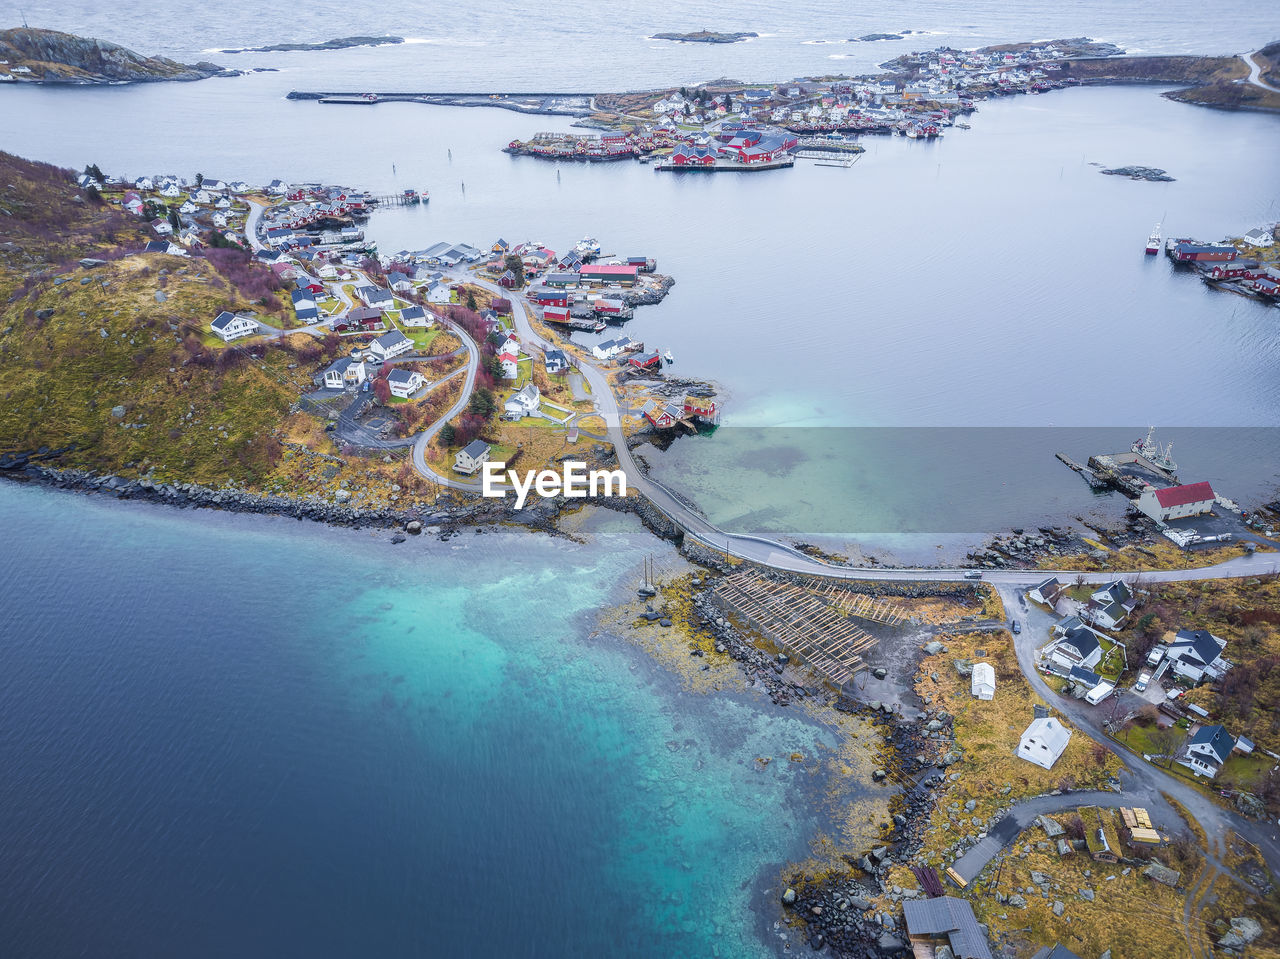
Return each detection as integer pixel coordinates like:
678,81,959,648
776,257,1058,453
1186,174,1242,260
579,263,639,287
1136,481,1216,523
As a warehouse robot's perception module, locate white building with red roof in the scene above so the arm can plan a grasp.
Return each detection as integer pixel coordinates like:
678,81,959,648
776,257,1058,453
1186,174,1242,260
1136,481,1216,523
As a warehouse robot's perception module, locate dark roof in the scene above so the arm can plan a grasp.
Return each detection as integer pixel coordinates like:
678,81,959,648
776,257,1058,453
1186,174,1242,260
143,240,167,253
210,310,236,330
1069,665,1102,687
400,305,426,319
1061,626,1100,659
902,897,993,959
385,368,417,386
1172,629,1223,666
374,329,409,348
1030,945,1085,959
1096,579,1132,605
1189,724,1234,764
460,439,490,459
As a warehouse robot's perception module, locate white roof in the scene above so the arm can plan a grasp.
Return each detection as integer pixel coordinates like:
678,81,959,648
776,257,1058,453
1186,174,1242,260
971,662,995,689
1021,716,1071,753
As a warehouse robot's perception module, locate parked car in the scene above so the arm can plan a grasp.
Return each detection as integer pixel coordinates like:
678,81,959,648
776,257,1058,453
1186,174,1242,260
1011,620,1021,634
1135,671,1151,692
963,571,983,580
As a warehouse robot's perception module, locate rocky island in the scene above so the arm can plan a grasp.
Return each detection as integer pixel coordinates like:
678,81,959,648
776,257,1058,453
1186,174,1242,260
215,36,405,54
0,27,229,83
650,30,758,44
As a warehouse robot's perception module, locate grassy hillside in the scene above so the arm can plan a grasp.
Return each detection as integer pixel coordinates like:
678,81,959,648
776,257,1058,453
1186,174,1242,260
0,152,302,485
0,27,225,83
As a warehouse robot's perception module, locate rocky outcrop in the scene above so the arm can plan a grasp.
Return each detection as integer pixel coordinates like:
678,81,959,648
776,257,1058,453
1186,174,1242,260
0,28,230,83
649,31,758,44
216,36,403,54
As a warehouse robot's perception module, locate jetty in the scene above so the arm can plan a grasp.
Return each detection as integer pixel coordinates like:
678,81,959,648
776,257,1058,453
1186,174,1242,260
1055,451,1109,490
655,156,794,172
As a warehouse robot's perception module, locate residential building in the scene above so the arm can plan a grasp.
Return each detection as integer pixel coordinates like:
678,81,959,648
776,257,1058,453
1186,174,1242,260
1170,242,1236,263
356,285,395,309
1242,227,1274,248
503,383,541,419
970,662,995,700
399,305,433,328
387,271,414,292
454,439,490,475
592,336,636,360
543,349,570,375
321,356,367,390
1166,628,1230,682
1083,580,1135,630
1136,481,1216,523
497,351,519,379
386,368,424,399
1179,724,1234,778
369,329,413,362
1048,625,1103,672
209,311,258,342
1017,716,1072,770
902,896,993,959
1028,576,1062,606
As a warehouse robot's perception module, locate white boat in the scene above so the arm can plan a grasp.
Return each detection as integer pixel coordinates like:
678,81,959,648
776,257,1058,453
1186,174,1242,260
662,350,674,364
1132,426,1177,473
573,235,600,258
1146,224,1161,255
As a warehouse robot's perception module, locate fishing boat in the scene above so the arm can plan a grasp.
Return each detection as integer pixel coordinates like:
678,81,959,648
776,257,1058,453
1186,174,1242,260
1132,426,1177,473
1146,223,1161,255
663,350,674,364
573,236,601,259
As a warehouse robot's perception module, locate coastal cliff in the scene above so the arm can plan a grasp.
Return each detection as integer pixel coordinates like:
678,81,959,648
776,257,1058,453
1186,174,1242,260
0,27,229,83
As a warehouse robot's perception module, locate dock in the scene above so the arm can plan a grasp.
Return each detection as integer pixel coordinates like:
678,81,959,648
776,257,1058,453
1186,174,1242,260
1055,452,1109,490
794,137,867,155
655,156,795,173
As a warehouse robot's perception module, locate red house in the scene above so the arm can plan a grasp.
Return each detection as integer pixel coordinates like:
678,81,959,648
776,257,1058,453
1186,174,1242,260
628,351,662,371
641,399,681,428
683,396,719,422
542,306,572,324
671,146,717,166
531,289,569,307
1208,262,1251,280
1172,243,1236,263
592,298,626,315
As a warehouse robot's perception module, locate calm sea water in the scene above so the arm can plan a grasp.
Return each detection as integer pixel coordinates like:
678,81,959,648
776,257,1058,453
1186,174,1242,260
0,482,861,958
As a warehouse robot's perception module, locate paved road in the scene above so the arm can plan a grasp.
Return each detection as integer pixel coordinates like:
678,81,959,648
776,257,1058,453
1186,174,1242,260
244,198,267,251
952,789,1176,883
1001,584,1280,885
1243,52,1280,93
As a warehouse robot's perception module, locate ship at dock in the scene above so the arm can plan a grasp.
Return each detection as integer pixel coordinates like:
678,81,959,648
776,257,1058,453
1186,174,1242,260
1146,223,1161,255
1131,426,1176,473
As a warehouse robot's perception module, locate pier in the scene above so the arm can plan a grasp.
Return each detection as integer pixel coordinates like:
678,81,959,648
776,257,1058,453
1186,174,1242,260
654,156,795,173
1055,451,1109,490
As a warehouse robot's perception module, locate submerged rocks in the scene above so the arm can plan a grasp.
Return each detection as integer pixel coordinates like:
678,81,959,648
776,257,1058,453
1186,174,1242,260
781,887,797,906
1101,165,1175,182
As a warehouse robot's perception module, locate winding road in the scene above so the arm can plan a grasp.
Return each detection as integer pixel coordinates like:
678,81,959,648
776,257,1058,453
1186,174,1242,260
1242,52,1280,94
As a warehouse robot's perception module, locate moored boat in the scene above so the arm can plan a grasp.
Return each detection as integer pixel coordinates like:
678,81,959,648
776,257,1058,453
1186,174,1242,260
1146,223,1161,255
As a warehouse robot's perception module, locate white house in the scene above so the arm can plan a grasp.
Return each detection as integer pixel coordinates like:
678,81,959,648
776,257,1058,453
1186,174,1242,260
399,305,433,328
1068,666,1114,705
159,183,181,198
151,218,173,236
212,211,229,228
454,439,491,475
1083,580,1135,630
1028,576,1062,607
1047,625,1103,672
497,350,520,379
503,383,541,419
544,348,570,375
266,178,289,195
425,281,452,304
1136,481,1215,523
386,367,425,399
191,190,215,205
201,178,228,191
1017,716,1072,770
592,336,636,360
210,310,258,342
134,176,154,191
369,329,413,362
1166,629,1230,682
1243,227,1275,248
493,333,520,357
1178,724,1234,778
970,662,996,700
321,356,367,390
356,285,395,309
178,200,198,215
386,271,414,293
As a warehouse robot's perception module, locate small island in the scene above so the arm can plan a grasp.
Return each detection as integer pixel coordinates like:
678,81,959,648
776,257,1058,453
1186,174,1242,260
849,33,906,42
1101,165,1175,182
650,30,758,44
0,27,229,83
216,36,405,54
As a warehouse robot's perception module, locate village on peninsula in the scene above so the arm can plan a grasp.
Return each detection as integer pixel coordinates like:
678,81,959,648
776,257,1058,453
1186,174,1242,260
3,24,1280,959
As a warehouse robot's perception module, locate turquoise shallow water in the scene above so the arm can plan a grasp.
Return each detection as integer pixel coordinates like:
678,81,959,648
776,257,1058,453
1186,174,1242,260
0,482,858,958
